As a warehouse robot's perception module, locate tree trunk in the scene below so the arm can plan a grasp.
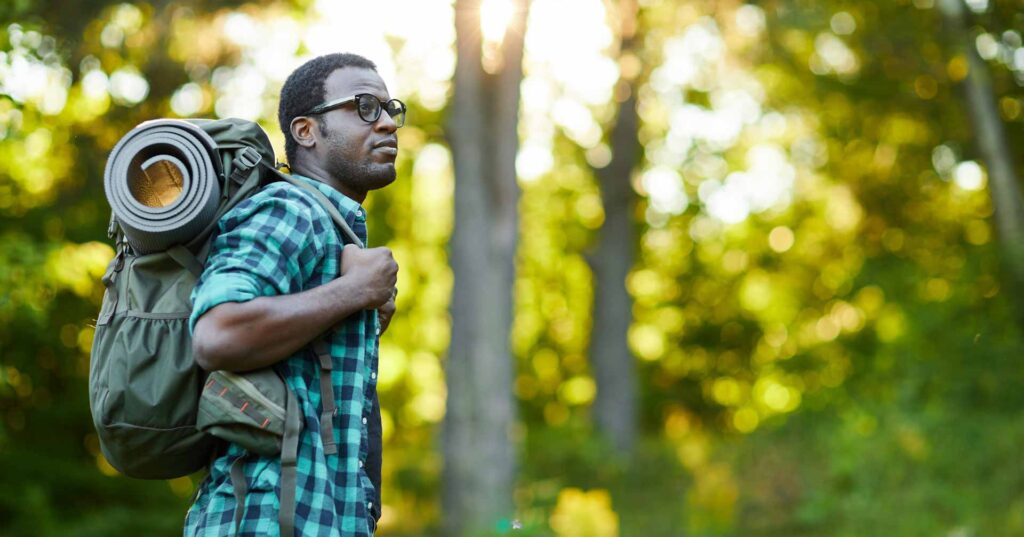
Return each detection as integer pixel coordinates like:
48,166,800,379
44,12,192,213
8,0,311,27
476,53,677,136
590,0,641,456
443,0,529,534
939,0,1024,288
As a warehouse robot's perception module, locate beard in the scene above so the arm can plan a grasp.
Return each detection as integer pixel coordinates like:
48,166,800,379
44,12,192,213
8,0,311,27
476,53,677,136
321,124,396,195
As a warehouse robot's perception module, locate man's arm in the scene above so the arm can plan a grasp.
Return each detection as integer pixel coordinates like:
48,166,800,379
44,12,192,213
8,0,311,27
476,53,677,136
193,244,397,372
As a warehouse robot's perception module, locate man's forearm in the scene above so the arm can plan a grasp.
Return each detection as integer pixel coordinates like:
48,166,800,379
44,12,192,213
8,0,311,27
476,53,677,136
192,276,369,372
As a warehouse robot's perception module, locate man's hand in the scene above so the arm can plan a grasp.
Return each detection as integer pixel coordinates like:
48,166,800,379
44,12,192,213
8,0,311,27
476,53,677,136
377,292,396,335
341,244,398,309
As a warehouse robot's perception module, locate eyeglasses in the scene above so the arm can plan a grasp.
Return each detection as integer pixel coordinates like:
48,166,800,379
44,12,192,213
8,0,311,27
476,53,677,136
305,94,406,128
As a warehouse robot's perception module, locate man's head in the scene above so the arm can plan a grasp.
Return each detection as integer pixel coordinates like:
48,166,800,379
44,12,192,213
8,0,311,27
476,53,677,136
278,53,402,200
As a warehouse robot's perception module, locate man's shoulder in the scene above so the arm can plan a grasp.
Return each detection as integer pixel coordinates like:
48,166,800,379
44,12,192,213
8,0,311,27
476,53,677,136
250,180,325,211
222,180,332,227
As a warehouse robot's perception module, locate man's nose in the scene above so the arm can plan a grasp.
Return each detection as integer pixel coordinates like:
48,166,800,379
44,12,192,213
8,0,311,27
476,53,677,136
373,111,398,133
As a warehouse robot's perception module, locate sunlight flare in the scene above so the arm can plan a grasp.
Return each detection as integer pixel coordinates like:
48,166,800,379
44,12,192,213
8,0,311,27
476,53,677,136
480,0,515,44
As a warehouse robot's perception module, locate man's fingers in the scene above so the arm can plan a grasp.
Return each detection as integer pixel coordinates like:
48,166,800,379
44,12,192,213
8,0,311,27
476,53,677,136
377,296,396,335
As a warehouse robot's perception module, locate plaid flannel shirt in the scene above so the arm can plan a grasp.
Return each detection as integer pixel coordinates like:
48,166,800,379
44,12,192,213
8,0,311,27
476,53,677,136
184,174,381,536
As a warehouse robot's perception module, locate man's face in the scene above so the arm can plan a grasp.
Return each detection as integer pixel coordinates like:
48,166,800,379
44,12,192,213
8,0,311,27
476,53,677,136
314,67,399,195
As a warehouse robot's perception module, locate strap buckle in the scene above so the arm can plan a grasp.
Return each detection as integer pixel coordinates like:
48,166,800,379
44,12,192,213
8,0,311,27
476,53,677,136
113,237,128,273
228,147,263,184
106,214,119,240
234,146,262,169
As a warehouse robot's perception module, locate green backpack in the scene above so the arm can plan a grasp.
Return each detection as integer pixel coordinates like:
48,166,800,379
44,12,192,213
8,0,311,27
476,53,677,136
89,117,361,533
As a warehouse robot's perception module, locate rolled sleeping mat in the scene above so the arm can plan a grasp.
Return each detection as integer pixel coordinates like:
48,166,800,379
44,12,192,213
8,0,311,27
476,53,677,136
104,119,222,254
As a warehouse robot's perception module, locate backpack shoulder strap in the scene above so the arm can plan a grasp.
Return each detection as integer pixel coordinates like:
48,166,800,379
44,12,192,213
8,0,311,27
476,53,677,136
259,163,366,534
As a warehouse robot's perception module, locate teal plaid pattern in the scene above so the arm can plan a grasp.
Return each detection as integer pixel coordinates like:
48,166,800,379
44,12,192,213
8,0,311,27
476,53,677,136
184,175,380,536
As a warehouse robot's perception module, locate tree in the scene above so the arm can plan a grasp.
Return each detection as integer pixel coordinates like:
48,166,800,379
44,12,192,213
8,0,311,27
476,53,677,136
444,0,530,534
589,0,642,456
938,0,1024,293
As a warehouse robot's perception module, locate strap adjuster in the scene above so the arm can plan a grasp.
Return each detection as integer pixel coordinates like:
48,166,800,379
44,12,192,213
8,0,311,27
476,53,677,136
234,146,262,169
228,147,263,184
107,214,119,239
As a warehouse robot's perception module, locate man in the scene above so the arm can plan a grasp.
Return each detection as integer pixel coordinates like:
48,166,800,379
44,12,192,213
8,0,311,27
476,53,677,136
184,53,402,536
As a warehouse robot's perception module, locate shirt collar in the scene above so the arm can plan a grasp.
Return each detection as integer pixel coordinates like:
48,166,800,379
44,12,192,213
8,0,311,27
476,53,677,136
289,173,365,226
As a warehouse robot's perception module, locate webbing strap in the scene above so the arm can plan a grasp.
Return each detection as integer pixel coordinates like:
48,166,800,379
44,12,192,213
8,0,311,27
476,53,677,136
279,382,301,536
96,242,125,326
314,338,337,455
229,454,249,535
166,244,203,278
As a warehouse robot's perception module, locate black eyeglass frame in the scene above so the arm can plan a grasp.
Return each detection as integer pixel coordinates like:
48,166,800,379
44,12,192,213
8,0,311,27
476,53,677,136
304,93,406,127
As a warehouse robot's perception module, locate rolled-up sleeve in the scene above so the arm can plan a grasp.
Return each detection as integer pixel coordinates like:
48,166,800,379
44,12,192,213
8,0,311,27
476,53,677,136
189,185,327,333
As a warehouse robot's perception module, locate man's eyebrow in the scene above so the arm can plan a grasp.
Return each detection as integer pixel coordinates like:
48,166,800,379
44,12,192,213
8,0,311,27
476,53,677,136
361,92,390,99
349,85,390,99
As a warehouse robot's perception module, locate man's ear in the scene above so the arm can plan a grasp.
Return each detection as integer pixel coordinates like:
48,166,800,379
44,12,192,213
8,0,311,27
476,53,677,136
290,116,318,150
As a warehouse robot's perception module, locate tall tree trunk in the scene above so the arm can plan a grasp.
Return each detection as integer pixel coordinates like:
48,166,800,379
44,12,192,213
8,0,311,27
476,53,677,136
444,0,529,534
590,0,641,456
939,0,1024,288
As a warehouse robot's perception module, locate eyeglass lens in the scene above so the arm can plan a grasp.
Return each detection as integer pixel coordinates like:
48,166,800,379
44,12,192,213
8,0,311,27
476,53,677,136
357,96,380,123
355,95,405,127
385,100,406,127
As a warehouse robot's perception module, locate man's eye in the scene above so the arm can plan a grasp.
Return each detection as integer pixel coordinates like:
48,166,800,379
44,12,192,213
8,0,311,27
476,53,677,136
359,100,378,114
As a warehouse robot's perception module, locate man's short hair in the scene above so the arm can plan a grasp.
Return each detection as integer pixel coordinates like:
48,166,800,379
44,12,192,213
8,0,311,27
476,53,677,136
278,53,377,165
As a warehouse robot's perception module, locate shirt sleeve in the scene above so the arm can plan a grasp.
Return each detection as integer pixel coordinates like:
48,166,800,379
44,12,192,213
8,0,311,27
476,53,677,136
189,185,328,333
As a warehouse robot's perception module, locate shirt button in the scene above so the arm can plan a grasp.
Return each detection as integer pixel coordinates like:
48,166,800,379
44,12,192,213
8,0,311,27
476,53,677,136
368,502,374,510
359,460,364,468
356,210,363,218
371,372,377,380
362,417,368,425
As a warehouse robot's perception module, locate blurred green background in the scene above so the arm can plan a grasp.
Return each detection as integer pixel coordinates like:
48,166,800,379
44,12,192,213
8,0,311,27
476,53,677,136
3,0,1024,535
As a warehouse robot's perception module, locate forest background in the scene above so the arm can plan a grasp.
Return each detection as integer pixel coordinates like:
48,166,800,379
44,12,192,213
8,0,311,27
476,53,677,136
2,0,1024,535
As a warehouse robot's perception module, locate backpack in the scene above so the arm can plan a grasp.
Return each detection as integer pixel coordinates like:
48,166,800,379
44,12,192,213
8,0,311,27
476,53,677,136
89,117,362,534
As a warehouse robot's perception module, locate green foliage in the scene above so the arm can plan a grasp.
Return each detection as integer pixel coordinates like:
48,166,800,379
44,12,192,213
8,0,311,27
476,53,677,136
4,0,1024,535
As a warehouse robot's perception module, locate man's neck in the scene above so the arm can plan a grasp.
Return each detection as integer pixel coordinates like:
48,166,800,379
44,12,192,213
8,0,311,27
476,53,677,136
290,161,366,204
